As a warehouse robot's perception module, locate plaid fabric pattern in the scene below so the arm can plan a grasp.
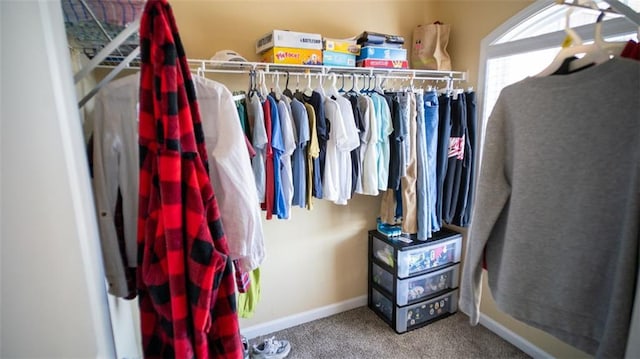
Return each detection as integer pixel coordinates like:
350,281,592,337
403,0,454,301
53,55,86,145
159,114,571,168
137,1,242,358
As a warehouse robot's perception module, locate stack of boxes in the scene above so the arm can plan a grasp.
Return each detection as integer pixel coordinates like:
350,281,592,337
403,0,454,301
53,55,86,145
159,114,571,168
257,30,323,65
356,31,408,69
322,38,360,67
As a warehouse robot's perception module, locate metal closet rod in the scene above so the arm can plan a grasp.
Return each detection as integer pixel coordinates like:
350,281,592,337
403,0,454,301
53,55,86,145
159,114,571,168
186,59,467,82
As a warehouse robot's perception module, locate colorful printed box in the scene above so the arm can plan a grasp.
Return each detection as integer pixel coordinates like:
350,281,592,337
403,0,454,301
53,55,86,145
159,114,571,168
256,30,323,54
356,59,409,69
322,50,356,67
261,47,323,65
357,46,407,61
323,38,361,55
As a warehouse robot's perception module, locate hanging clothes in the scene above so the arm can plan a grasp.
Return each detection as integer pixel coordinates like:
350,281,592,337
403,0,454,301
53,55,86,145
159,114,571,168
260,98,275,219
434,94,452,231
303,102,320,209
275,97,296,219
289,97,310,208
400,91,418,235
442,92,467,224
357,95,380,196
266,95,287,218
454,90,477,227
248,93,267,203
303,90,326,199
460,57,640,358
91,73,139,299
137,1,242,357
194,75,265,273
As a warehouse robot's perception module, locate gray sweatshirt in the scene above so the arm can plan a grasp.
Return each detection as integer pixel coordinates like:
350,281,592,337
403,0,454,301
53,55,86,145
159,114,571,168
460,57,640,358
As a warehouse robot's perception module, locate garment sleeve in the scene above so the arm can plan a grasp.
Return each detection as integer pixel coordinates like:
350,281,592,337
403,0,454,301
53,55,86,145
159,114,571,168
459,95,511,325
91,92,128,297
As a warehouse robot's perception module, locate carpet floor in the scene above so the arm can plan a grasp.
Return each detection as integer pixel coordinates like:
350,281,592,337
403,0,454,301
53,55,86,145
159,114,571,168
248,306,530,359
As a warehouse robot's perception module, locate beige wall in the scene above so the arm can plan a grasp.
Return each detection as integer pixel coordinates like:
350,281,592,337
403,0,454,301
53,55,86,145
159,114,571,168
106,0,588,356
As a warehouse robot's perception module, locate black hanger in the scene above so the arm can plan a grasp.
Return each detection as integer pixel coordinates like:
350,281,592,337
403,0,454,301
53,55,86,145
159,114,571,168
283,71,294,98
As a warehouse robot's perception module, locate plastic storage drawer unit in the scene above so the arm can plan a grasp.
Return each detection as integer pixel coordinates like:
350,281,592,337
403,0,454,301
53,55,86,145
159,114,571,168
371,228,462,278
370,287,459,333
372,262,460,306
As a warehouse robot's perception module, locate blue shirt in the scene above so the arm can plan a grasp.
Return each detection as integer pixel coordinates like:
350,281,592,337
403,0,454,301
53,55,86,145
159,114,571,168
267,95,286,219
290,98,310,208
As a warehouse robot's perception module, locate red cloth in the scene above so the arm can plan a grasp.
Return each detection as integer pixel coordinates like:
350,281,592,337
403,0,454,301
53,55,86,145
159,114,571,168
621,40,640,61
260,99,275,219
137,1,242,357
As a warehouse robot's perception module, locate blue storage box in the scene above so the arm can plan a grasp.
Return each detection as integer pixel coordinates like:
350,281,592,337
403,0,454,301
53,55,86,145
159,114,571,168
322,50,356,67
357,46,407,61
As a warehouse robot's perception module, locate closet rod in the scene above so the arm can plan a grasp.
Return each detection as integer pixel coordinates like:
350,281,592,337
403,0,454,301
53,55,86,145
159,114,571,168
186,59,467,82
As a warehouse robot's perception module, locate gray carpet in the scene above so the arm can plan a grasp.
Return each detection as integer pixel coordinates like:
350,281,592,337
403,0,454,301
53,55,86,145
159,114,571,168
249,306,530,359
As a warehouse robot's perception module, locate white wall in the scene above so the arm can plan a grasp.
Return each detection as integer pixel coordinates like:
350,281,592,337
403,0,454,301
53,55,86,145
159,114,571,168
0,1,114,357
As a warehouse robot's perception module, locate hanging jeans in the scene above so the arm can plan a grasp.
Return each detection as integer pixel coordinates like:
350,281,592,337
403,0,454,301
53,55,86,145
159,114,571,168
416,92,430,240
442,93,467,224
435,94,451,231
453,91,476,227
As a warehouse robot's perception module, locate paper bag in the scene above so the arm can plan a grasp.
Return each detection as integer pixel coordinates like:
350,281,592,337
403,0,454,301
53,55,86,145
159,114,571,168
411,22,452,71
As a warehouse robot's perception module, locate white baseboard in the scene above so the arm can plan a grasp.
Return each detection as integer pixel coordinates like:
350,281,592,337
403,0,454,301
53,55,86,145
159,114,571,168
241,295,368,340
479,313,552,359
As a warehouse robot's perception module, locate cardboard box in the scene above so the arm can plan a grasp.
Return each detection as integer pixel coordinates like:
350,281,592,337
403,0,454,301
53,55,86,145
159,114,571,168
322,50,356,67
357,46,407,61
323,38,361,55
256,30,323,54
261,47,323,65
357,59,409,69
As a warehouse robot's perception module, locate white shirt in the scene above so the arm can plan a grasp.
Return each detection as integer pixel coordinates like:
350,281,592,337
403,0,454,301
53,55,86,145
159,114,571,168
358,95,380,196
323,92,359,205
92,73,139,298
195,76,265,272
334,94,360,204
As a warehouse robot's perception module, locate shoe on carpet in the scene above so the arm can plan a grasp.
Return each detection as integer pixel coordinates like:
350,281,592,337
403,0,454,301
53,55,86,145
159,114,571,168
251,336,291,359
242,335,249,359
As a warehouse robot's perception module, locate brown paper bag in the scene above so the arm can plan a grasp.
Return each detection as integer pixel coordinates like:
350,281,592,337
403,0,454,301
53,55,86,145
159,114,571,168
411,22,451,71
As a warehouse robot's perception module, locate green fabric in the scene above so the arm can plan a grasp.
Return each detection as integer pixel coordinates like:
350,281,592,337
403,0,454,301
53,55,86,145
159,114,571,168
238,268,260,318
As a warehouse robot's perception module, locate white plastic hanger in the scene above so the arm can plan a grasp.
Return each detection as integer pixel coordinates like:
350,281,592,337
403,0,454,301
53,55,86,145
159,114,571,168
258,70,269,99
272,72,283,100
536,2,625,77
315,73,326,96
303,71,314,97
568,11,628,70
327,73,340,99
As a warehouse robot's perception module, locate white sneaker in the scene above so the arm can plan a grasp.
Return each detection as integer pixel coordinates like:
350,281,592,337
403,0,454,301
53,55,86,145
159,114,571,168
251,336,291,359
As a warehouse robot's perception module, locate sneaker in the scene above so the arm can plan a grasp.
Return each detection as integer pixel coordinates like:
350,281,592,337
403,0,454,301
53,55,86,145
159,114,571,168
251,336,291,359
242,336,249,359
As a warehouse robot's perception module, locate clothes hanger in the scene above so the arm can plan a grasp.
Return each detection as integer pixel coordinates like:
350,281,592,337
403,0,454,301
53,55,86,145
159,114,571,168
247,70,257,98
568,10,628,70
347,73,359,96
303,71,314,97
258,70,269,99
314,73,326,96
535,3,625,77
338,73,346,93
373,74,384,94
283,71,294,98
326,73,340,99
272,72,283,101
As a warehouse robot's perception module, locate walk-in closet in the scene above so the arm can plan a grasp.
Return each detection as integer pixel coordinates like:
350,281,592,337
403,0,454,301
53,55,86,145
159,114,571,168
2,0,639,358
